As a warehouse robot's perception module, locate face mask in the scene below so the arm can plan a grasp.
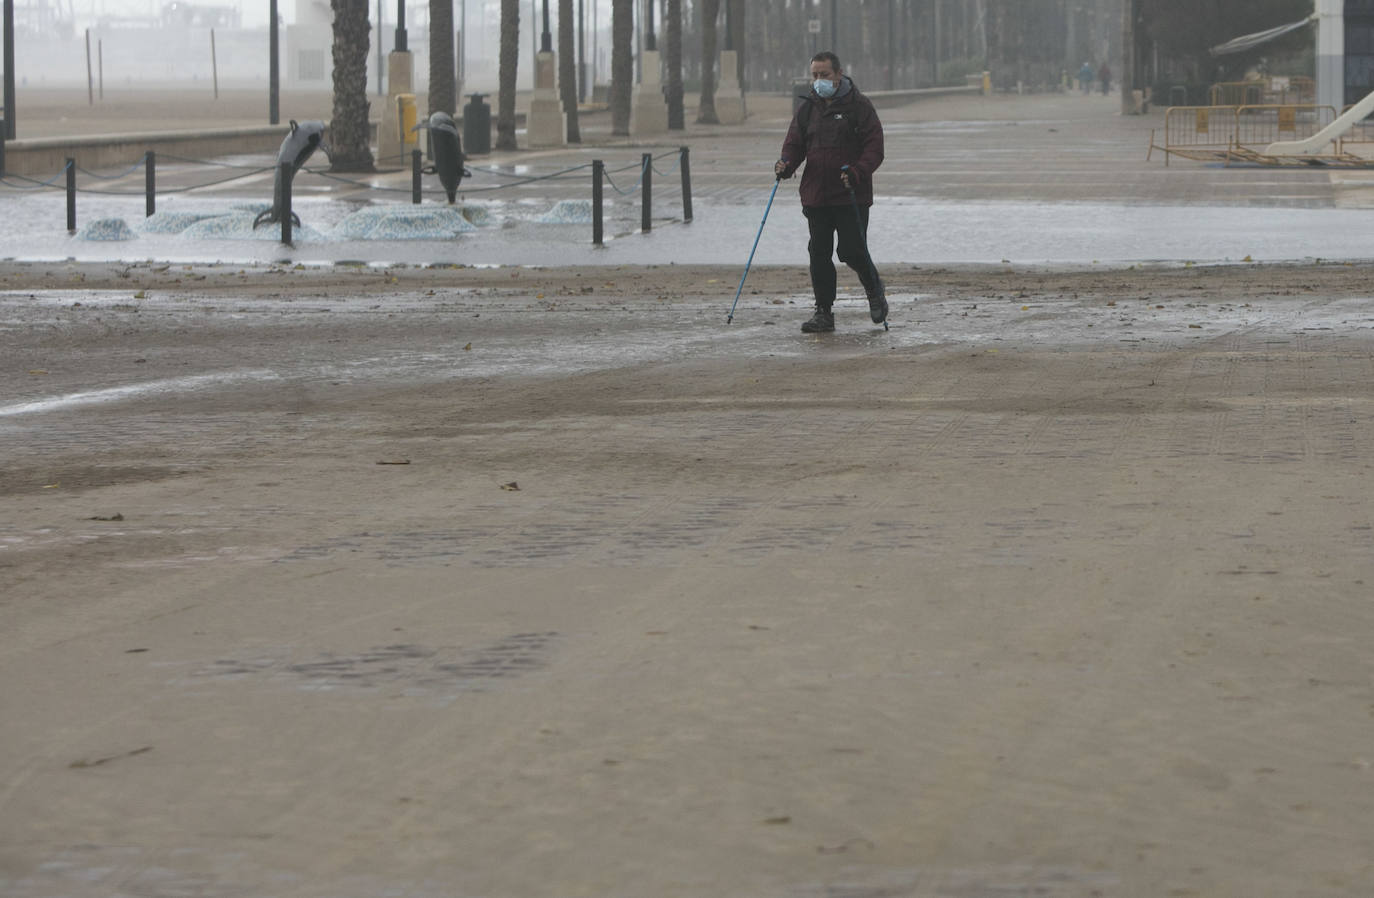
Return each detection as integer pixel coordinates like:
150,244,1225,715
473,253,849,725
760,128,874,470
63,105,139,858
814,79,837,99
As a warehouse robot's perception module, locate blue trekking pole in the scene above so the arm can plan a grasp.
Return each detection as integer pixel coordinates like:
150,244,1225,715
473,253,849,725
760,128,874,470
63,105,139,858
841,164,889,332
726,168,784,325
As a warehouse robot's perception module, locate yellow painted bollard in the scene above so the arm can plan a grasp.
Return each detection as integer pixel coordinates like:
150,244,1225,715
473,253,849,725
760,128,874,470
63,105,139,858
397,93,417,162
982,71,992,96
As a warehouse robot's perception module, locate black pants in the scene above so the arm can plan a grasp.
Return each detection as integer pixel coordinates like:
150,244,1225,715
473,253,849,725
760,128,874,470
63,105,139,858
804,204,880,310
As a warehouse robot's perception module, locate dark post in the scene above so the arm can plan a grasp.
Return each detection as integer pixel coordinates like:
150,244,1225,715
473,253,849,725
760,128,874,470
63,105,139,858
679,146,691,223
279,161,293,245
592,159,604,246
830,0,838,60
66,158,76,232
722,0,730,52
1,124,6,175
145,151,155,217
412,148,422,203
645,0,656,51
641,152,652,233
3,0,15,139
577,0,586,101
886,0,894,90
85,30,93,105
269,0,279,123
541,0,551,52
395,0,407,51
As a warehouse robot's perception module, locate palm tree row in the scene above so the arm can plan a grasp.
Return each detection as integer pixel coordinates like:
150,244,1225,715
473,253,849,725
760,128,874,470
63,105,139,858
327,0,1120,169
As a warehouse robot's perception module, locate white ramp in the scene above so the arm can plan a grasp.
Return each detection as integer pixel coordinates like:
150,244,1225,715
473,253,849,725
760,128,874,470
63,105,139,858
1265,88,1374,155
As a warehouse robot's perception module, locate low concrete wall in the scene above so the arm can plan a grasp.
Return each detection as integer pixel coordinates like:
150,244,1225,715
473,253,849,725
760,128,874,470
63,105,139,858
785,83,981,114
863,85,983,108
1,123,383,178
0,114,532,177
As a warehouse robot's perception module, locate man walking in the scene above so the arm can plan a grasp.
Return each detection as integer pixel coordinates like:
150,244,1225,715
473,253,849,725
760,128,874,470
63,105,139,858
775,51,886,333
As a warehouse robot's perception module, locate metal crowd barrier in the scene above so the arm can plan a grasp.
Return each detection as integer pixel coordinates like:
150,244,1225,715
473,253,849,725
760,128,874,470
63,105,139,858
1152,106,1240,166
1209,78,1315,108
1150,105,1338,166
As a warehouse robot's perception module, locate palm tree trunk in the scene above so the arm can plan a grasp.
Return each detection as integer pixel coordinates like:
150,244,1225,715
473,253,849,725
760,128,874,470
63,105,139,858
666,0,684,129
559,0,581,142
330,0,375,171
696,0,719,124
496,0,520,150
610,0,632,135
429,0,455,115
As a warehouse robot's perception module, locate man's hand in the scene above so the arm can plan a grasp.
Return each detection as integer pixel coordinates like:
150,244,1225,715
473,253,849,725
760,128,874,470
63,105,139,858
774,159,789,179
840,166,857,189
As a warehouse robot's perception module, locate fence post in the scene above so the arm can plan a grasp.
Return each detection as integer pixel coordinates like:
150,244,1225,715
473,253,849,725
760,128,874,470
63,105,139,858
592,159,604,246
641,152,652,233
412,149,422,204
145,151,155,217
66,158,76,232
679,146,692,224
280,160,293,245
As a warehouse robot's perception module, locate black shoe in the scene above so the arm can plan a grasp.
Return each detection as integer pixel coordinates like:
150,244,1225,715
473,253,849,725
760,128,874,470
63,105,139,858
867,277,888,324
801,307,835,333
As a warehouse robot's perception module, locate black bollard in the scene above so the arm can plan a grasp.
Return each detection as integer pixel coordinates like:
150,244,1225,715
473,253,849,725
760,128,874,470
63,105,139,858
279,160,292,245
66,158,76,232
592,159,604,247
679,146,692,224
641,152,652,234
145,151,155,217
412,149,422,204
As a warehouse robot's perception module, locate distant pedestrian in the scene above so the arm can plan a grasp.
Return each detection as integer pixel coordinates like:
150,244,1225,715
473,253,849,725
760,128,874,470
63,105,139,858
1099,62,1112,95
1078,61,1094,95
775,51,887,333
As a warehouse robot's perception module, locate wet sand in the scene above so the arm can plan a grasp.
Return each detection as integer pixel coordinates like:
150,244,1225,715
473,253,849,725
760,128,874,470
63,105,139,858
4,92,1374,897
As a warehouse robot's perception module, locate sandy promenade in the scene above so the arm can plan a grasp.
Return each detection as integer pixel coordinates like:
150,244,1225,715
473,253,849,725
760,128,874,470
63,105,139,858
3,91,1374,897
3,255,1374,897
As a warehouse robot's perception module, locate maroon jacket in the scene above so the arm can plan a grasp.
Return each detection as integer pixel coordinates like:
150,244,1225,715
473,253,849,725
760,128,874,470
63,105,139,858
778,77,885,208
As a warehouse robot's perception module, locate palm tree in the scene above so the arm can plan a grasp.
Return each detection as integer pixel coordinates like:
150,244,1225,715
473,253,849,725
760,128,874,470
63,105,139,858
666,0,684,129
559,0,581,142
610,0,632,135
696,0,720,124
429,0,455,115
496,0,520,150
330,0,375,171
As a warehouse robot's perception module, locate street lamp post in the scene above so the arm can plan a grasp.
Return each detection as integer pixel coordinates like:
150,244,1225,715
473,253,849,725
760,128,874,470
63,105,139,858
887,0,894,89
395,0,407,52
268,0,279,124
830,0,837,56
4,0,16,138
542,0,552,53
645,0,656,51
